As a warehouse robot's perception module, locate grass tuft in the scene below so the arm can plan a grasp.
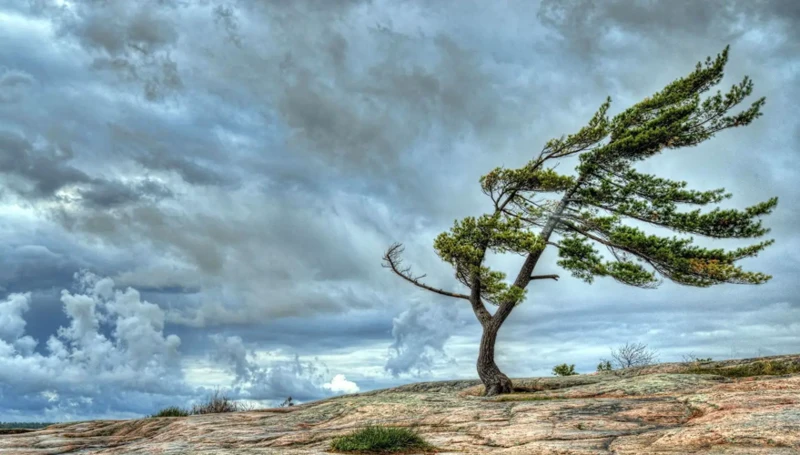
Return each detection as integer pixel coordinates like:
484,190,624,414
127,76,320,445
151,389,256,418
190,389,243,415
329,425,439,454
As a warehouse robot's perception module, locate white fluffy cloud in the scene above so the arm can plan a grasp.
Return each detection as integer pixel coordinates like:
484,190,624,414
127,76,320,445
323,374,361,394
0,271,185,419
0,273,363,421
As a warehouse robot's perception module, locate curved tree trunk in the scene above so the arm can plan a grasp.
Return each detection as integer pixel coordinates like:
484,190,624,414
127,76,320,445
477,322,513,396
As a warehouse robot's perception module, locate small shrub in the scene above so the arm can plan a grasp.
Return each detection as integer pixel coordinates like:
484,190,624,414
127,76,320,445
280,396,294,407
150,406,189,418
596,360,613,372
190,389,241,415
682,353,713,364
329,425,438,453
552,363,578,376
610,342,658,369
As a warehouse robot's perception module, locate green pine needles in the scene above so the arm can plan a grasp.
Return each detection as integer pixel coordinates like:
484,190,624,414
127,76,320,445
384,45,777,394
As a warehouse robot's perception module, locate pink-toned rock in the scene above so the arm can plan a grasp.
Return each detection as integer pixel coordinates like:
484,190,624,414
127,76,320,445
1,354,798,454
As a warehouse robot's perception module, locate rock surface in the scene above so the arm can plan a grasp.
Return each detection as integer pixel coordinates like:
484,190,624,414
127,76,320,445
2,354,799,454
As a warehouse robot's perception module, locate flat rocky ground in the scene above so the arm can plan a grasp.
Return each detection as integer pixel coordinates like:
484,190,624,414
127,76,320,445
2,354,799,454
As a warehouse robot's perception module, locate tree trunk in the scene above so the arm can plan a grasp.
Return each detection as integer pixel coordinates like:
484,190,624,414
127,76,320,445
477,322,513,396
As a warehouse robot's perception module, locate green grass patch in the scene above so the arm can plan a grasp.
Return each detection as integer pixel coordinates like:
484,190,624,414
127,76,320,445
150,406,190,418
685,360,800,378
329,425,439,454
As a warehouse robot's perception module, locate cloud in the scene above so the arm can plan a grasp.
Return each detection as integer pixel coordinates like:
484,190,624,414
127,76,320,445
0,129,174,209
0,67,35,103
0,292,31,344
210,334,359,402
0,130,92,199
0,274,370,420
385,301,466,377
323,374,360,394
42,0,184,101
0,272,188,419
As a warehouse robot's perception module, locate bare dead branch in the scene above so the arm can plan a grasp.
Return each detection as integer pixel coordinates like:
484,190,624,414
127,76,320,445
382,243,470,300
530,274,559,281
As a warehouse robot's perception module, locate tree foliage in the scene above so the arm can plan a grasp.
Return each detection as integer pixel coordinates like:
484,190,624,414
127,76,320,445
384,46,776,324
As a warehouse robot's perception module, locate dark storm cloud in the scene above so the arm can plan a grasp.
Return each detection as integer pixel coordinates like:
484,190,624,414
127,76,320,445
78,178,174,208
0,130,91,198
0,129,174,208
0,246,82,295
44,0,184,101
539,0,800,47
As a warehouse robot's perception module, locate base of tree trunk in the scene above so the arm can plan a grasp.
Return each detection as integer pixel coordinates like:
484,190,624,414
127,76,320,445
483,372,513,396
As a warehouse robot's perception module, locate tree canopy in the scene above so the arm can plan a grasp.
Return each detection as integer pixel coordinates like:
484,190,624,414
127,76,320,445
386,45,776,318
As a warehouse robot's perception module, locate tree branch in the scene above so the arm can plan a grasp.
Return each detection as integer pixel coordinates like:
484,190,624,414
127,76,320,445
382,243,471,300
530,274,559,281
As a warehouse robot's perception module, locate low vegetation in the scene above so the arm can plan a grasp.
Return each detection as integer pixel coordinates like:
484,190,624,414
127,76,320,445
552,363,578,376
149,406,190,418
596,360,613,372
150,389,254,418
682,354,714,363
329,425,439,454
684,359,800,378
190,389,243,415
0,422,55,430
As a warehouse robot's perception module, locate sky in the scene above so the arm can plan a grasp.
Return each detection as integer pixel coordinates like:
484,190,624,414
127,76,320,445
0,0,798,423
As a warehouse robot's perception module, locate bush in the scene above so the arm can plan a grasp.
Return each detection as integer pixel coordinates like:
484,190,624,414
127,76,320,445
329,425,437,453
610,342,658,369
280,396,294,407
552,363,578,376
190,389,242,415
150,406,189,418
596,360,613,372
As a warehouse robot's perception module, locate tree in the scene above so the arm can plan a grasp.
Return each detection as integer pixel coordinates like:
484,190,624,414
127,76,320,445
610,342,658,369
382,46,777,396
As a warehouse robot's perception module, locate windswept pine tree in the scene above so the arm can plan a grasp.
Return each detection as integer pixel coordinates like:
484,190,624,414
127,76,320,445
383,46,777,396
